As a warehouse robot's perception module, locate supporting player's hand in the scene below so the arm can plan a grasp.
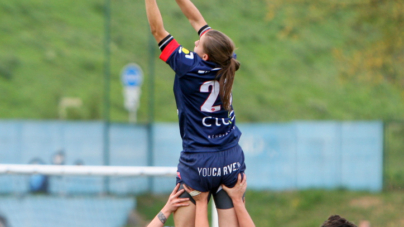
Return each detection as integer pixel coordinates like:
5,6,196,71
221,173,247,203
162,183,190,214
183,184,209,203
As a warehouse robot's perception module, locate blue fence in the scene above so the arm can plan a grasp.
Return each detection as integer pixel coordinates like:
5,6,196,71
0,196,134,227
240,121,383,192
0,120,383,192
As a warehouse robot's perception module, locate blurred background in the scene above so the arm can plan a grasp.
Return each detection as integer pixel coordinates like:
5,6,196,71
0,0,403,226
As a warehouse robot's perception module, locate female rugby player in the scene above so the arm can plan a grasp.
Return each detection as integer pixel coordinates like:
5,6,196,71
145,0,246,226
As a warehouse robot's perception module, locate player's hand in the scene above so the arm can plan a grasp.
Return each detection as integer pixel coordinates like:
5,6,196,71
162,183,190,214
183,184,209,203
221,173,247,202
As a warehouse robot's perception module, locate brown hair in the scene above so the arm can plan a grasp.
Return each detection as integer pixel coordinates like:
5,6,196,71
321,215,357,227
203,30,240,111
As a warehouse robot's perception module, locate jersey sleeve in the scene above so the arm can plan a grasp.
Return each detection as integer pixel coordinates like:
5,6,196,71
198,25,211,37
159,34,198,77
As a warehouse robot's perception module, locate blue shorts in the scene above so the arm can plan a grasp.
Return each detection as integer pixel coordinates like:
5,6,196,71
176,144,246,192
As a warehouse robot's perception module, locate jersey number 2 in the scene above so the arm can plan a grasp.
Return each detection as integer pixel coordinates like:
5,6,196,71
200,81,221,112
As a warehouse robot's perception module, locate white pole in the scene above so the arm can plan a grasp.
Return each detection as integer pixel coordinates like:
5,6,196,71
0,164,177,177
212,200,219,227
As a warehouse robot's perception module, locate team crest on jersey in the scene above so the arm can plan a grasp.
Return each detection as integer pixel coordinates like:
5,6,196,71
180,47,190,54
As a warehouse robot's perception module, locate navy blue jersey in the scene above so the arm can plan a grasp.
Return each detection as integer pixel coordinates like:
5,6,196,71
159,34,242,152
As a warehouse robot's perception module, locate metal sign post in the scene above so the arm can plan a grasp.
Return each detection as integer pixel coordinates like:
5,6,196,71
121,63,143,123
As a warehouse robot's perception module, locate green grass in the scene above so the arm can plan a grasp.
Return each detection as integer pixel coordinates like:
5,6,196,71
1,0,404,122
384,121,404,191
136,189,404,227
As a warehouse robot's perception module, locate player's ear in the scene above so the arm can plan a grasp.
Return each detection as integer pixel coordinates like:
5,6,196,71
202,53,209,61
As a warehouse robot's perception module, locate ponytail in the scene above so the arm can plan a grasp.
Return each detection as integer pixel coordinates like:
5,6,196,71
202,30,240,111
218,57,240,111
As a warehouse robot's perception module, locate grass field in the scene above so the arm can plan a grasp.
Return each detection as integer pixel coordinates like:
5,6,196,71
384,121,404,191
1,0,403,122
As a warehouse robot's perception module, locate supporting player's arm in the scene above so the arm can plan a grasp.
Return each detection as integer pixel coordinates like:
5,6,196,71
147,184,190,227
222,174,256,227
195,194,209,227
145,0,170,43
175,0,208,32
183,185,210,227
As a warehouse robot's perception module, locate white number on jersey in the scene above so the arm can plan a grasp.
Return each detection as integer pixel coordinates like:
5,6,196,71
200,81,221,112
185,52,194,59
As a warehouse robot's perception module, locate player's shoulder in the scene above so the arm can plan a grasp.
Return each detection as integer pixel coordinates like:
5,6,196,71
176,46,200,62
189,59,220,76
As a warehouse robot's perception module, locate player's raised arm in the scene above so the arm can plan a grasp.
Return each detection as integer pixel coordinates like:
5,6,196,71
175,0,208,33
145,0,170,43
